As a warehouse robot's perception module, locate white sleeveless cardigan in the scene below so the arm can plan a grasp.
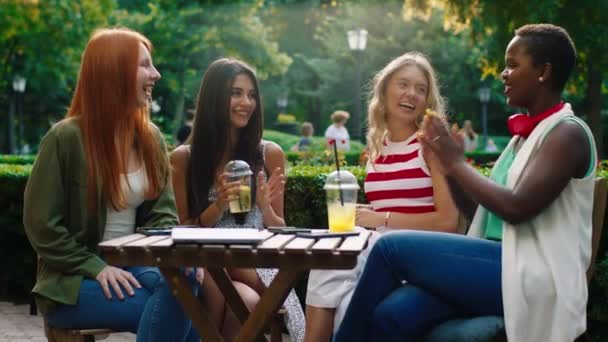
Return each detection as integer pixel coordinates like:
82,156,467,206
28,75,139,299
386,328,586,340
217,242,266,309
467,104,596,342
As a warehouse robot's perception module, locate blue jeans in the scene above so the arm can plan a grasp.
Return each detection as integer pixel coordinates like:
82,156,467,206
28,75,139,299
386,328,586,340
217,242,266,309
46,266,199,342
334,231,503,342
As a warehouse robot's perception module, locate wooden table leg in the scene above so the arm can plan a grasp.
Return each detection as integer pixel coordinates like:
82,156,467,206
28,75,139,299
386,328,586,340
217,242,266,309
160,267,224,342
235,269,305,342
207,268,251,324
208,268,267,342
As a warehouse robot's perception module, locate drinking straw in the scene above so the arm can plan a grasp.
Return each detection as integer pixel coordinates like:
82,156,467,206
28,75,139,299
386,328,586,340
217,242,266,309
332,139,345,206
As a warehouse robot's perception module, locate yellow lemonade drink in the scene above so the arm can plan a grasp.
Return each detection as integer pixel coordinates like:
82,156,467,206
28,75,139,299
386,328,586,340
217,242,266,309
327,202,356,232
229,185,251,213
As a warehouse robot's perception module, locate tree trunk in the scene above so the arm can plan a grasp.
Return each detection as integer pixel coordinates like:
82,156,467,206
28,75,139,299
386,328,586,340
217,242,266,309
308,97,321,137
171,69,186,143
586,60,603,158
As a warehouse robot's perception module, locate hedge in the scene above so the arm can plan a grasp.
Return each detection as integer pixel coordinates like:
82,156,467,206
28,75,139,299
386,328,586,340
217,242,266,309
1,150,498,168
1,163,608,340
0,164,34,302
0,155,36,165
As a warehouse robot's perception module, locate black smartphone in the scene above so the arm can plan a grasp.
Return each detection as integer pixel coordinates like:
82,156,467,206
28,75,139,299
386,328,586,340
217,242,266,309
137,227,172,236
267,227,312,234
295,230,360,239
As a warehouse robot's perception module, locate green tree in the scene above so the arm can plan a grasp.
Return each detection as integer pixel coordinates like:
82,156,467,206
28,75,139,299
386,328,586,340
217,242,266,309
0,0,113,153
110,0,292,137
283,1,489,137
405,0,608,155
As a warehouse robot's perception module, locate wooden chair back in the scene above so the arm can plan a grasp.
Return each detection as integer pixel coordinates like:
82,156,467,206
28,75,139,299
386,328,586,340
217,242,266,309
587,177,607,281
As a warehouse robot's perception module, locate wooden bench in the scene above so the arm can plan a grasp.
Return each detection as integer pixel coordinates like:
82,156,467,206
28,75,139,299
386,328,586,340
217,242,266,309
42,300,287,342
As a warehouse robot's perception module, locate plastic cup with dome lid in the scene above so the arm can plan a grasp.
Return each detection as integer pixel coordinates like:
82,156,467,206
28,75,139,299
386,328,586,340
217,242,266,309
224,160,253,213
324,170,359,232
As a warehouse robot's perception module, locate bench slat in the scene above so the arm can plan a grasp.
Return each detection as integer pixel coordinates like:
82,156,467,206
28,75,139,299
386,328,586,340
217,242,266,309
283,237,316,253
311,237,343,252
124,235,169,248
98,234,146,248
149,236,174,247
258,234,295,252
338,230,372,254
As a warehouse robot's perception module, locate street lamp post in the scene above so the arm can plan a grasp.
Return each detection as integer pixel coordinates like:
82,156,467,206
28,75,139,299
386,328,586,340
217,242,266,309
276,92,288,114
9,75,27,154
347,28,367,143
478,84,490,149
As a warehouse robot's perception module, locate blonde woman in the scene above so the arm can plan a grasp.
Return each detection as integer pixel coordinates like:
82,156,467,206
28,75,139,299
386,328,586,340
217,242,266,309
304,52,458,342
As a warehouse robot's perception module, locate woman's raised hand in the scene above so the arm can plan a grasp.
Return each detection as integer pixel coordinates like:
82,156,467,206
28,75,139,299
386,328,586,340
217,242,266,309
95,265,142,300
256,167,285,211
215,172,241,210
418,115,465,175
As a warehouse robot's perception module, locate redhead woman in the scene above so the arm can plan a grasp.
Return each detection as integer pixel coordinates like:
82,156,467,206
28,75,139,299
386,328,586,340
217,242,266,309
23,28,197,342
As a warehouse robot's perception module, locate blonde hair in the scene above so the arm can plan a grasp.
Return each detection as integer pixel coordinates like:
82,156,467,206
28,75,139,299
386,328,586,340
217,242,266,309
366,52,445,163
330,110,350,124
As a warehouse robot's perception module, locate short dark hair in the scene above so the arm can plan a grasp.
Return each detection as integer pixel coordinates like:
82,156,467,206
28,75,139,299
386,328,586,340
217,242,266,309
515,24,576,92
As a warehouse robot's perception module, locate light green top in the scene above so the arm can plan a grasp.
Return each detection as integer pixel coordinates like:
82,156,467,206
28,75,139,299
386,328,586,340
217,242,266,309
483,146,517,240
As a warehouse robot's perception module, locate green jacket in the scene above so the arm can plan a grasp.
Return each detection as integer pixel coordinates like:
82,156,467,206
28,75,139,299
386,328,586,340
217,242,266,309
23,118,178,314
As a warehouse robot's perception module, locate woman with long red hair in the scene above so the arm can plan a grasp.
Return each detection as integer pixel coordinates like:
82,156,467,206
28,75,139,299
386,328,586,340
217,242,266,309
23,28,198,341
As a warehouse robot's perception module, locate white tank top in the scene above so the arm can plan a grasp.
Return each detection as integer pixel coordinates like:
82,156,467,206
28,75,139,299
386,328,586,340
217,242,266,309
102,168,147,241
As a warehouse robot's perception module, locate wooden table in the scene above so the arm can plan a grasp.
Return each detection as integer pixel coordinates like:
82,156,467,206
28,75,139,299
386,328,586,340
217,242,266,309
99,229,372,342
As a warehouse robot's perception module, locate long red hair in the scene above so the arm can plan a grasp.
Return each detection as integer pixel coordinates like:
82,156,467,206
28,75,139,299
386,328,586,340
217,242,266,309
67,28,167,211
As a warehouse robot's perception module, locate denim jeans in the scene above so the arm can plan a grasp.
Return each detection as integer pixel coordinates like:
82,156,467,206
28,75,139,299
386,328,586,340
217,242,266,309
46,266,199,342
334,230,503,342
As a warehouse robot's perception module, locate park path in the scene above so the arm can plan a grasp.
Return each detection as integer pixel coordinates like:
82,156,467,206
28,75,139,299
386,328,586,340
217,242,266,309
0,301,134,342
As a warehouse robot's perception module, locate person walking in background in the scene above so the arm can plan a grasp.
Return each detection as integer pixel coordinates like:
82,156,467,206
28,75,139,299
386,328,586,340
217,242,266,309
461,119,479,152
335,23,594,342
170,58,305,341
325,110,351,151
23,28,198,342
291,121,314,151
305,52,458,342
485,138,499,152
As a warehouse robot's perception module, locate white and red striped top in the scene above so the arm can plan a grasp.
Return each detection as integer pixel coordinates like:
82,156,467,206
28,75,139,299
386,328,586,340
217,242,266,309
364,134,435,214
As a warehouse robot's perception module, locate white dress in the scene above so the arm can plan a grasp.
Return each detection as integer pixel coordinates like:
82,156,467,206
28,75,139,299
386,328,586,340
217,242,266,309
324,124,351,151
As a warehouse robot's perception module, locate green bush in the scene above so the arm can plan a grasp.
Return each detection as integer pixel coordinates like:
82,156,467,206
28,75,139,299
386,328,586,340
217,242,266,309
0,164,34,301
464,151,502,165
0,154,36,165
285,150,361,166
262,129,365,154
285,165,366,228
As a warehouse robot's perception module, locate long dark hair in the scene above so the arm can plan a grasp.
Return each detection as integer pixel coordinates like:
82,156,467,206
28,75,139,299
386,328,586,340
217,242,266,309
187,58,264,220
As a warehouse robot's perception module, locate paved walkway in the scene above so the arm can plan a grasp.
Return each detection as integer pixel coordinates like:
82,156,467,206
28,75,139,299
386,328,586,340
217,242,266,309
0,302,134,342
0,301,290,341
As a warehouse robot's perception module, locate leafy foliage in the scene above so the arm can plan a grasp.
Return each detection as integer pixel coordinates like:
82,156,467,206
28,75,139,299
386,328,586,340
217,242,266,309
109,1,292,135
404,0,608,155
